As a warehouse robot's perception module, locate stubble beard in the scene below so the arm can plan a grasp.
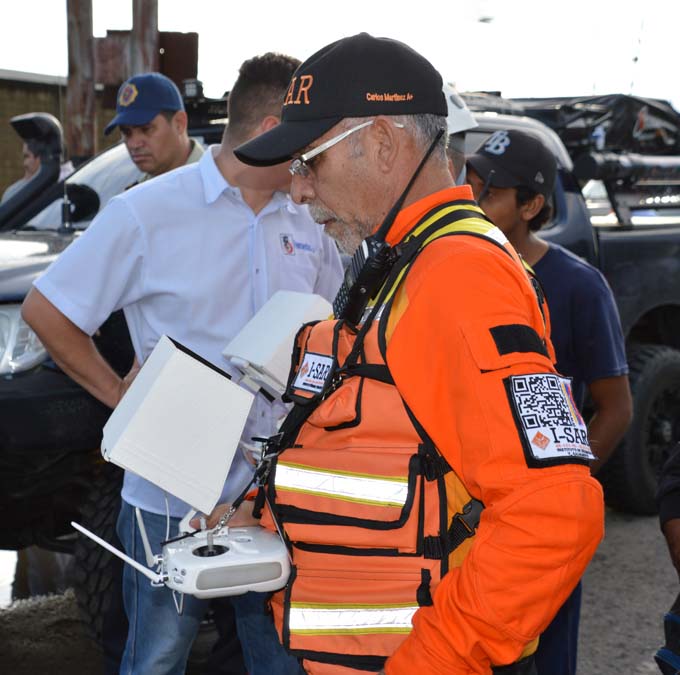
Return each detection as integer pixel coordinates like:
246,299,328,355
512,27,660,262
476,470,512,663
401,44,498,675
308,202,374,256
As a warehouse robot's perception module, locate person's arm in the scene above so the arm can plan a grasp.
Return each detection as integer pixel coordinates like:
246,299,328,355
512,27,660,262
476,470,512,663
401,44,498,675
22,196,145,409
22,288,134,409
663,519,680,581
383,239,604,673
587,375,633,475
658,444,680,579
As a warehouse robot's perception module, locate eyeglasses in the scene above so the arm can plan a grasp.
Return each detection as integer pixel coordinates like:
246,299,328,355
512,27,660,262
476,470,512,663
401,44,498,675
289,120,404,178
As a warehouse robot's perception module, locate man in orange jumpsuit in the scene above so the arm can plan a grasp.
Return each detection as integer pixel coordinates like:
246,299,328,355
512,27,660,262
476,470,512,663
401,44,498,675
234,33,604,675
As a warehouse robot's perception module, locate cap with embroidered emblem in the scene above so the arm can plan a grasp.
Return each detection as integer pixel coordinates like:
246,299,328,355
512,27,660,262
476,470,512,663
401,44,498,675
234,33,447,167
466,129,557,198
104,72,184,136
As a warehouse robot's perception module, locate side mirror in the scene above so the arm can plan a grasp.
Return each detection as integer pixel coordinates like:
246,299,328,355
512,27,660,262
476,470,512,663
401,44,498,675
60,183,100,232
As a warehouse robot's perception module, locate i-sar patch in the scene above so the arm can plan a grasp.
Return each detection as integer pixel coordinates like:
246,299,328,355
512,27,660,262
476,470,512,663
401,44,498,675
504,373,595,467
293,351,334,395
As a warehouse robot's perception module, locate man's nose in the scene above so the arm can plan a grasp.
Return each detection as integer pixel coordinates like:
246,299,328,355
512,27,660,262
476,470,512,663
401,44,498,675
290,174,315,205
125,130,144,149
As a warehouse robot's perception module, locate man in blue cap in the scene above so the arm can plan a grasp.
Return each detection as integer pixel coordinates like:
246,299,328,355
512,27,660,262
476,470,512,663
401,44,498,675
105,72,203,179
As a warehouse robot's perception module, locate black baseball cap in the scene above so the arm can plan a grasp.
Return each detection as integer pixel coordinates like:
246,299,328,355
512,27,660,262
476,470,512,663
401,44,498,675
234,33,447,166
467,129,557,197
104,72,184,135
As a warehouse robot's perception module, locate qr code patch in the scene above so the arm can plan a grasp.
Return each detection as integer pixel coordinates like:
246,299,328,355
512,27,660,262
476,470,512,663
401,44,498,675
511,374,581,428
506,373,593,466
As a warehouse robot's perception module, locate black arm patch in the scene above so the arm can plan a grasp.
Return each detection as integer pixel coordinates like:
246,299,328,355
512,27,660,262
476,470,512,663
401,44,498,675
490,324,549,358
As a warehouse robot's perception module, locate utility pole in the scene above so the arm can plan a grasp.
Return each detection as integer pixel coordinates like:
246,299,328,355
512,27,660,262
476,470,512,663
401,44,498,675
66,0,95,164
130,0,159,75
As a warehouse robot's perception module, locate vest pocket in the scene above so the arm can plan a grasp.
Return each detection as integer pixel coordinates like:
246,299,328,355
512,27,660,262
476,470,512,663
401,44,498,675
272,446,423,553
280,551,440,665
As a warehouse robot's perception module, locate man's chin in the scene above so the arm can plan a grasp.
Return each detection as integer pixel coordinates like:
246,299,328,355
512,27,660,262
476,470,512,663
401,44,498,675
132,158,154,173
324,222,361,257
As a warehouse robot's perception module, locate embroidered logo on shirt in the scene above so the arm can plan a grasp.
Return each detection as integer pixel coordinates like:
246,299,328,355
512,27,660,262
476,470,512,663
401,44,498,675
293,239,314,252
280,234,295,255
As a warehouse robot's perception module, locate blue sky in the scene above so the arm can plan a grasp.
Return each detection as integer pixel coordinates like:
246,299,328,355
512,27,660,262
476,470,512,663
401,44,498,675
1,0,678,109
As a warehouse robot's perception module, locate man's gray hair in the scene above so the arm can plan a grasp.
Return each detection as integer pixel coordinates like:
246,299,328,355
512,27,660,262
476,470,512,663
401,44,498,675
343,114,448,161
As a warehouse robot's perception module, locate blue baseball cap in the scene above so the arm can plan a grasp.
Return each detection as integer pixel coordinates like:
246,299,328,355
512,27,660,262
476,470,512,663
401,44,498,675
104,72,184,135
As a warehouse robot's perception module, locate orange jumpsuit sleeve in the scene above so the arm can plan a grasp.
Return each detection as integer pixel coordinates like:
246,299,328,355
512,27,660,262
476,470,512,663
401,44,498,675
383,236,604,674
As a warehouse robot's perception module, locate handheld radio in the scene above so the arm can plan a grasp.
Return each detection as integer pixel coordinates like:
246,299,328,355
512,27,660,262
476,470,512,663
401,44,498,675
332,129,444,326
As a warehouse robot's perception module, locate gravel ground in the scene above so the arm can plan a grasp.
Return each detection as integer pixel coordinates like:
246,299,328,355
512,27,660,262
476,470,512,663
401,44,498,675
0,507,676,674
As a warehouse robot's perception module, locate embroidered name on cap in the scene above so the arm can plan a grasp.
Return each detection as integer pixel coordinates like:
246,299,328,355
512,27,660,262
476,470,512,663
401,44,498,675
504,373,596,468
119,83,139,107
284,75,314,106
366,92,415,102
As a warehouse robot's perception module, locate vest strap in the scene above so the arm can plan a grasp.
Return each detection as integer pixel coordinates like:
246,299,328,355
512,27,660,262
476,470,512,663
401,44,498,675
419,452,452,481
423,497,485,559
416,567,433,607
448,498,484,550
338,363,394,384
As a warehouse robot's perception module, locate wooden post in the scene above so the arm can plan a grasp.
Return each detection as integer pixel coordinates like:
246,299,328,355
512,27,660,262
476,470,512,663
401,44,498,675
131,0,159,75
66,0,95,164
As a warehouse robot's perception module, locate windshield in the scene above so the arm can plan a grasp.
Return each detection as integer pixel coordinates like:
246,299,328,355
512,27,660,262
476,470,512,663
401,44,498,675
25,144,143,231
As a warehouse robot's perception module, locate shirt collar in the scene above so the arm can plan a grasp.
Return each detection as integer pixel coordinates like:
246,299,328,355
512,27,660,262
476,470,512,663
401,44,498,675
199,145,296,213
385,185,475,245
200,146,231,204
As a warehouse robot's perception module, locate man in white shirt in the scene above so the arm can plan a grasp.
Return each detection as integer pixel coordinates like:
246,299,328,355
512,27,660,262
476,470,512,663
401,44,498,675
22,53,343,675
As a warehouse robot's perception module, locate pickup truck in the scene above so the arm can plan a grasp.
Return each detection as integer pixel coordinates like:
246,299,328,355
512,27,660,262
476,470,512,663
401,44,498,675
0,88,227,646
1,92,678,639
463,92,680,518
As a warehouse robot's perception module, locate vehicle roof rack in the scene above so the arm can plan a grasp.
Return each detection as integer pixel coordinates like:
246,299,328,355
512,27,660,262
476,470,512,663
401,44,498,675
181,79,228,139
462,92,680,225
462,92,680,156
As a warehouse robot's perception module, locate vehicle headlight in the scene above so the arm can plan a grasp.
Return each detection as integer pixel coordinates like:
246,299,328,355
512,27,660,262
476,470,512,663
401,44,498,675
0,304,48,375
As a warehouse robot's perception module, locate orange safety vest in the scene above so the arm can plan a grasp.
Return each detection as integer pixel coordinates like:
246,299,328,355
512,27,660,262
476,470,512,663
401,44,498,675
259,202,550,674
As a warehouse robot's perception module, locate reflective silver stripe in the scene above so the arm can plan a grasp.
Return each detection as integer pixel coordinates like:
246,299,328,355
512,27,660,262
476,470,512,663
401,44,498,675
276,463,408,507
485,225,509,246
289,604,417,634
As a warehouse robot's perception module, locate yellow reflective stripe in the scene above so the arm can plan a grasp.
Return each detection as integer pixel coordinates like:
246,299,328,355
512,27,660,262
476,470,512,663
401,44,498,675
405,204,487,240
275,463,408,507
289,604,417,635
377,209,510,306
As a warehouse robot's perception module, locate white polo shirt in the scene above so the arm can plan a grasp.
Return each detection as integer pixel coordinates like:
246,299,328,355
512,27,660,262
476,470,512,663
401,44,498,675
35,147,343,517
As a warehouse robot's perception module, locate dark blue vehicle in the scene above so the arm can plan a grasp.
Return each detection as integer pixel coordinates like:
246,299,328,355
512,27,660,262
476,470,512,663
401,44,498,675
466,94,680,517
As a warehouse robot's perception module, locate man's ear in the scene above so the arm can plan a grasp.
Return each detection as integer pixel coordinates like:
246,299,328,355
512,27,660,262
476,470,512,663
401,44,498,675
173,110,189,135
520,193,545,222
259,115,280,134
371,116,401,173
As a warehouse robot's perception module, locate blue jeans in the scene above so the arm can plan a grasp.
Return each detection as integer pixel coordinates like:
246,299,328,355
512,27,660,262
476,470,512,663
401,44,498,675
230,592,305,675
116,501,302,675
535,581,582,675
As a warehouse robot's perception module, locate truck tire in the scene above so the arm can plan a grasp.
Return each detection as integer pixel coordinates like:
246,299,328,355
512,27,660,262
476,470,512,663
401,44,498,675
71,460,217,668
598,343,680,515
72,460,124,646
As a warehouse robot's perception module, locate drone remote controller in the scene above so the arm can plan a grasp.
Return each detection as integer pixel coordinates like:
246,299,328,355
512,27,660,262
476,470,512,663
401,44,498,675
72,521,290,600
